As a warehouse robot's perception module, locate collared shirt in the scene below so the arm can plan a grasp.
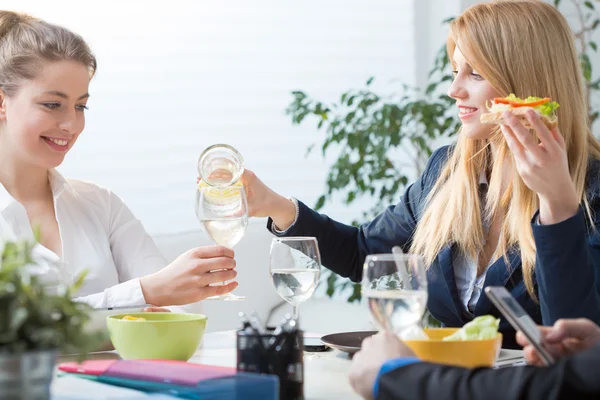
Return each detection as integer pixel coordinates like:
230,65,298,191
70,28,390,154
453,172,492,314
0,170,167,308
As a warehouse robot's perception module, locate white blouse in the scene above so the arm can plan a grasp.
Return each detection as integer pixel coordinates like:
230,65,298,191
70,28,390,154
0,170,167,308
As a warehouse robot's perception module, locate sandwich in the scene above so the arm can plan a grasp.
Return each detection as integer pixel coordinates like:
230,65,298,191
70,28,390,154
480,94,560,130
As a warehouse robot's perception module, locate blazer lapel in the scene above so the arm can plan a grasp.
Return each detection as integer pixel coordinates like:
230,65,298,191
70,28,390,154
473,248,522,316
427,246,464,326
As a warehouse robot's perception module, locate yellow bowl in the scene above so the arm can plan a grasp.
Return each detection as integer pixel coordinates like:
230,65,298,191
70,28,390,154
404,328,502,368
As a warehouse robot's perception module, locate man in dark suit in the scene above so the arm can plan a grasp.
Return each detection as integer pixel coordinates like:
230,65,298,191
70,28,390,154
348,319,600,400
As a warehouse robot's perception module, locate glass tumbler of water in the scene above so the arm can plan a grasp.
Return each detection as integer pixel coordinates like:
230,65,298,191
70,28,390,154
362,253,428,336
198,144,244,187
269,237,321,319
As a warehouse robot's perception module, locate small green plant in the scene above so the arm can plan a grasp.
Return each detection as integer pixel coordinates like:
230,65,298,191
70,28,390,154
286,42,457,303
0,238,104,360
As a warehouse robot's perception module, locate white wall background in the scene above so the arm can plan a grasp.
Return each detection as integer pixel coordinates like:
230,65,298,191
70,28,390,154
4,0,418,236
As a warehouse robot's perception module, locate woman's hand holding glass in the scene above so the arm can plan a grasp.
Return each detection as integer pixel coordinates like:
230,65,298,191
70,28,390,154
140,245,238,306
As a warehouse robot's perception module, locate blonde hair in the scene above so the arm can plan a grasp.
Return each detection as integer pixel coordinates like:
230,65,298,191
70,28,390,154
410,0,600,299
0,10,96,97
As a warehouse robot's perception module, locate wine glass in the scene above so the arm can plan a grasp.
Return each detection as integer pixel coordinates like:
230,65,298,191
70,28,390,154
195,183,248,300
269,237,321,319
362,252,428,337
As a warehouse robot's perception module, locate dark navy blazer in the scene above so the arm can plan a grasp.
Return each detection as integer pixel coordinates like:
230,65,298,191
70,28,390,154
267,146,600,348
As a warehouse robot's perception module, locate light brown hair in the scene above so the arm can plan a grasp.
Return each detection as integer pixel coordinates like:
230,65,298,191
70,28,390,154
0,10,96,97
410,0,600,299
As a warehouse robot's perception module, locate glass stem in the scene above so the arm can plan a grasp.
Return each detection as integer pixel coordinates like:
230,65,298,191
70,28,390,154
293,305,299,320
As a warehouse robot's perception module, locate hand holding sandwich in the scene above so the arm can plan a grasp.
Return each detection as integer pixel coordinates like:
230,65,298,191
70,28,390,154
482,95,579,224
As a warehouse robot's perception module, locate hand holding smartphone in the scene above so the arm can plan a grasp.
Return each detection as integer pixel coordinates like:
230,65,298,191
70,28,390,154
484,286,555,366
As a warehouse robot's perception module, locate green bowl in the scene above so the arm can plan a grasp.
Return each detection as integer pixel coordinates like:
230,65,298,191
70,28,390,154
106,313,207,361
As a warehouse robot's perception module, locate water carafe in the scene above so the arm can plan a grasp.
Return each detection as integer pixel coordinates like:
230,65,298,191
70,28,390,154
198,144,244,187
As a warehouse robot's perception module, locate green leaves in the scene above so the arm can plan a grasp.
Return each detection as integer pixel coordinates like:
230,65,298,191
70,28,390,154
285,44,459,302
347,283,362,303
0,238,105,357
314,195,326,211
581,53,593,82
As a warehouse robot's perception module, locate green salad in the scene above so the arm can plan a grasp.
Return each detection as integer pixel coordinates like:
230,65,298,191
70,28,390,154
499,93,560,116
443,315,500,341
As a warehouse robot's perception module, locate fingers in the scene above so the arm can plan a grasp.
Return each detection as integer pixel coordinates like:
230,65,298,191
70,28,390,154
208,170,234,181
241,169,256,184
194,256,236,274
501,125,527,160
190,245,235,260
517,326,553,347
550,127,566,150
523,110,559,155
202,269,238,285
502,112,543,159
516,330,529,347
522,345,545,367
546,318,598,343
201,281,239,298
143,306,171,312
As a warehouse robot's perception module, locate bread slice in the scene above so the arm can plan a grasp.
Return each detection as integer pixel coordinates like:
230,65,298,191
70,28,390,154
480,107,558,130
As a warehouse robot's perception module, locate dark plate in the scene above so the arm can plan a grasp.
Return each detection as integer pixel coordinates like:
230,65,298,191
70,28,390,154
320,331,378,354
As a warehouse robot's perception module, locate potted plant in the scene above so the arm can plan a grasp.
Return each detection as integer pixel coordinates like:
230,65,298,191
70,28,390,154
0,236,104,399
285,0,600,305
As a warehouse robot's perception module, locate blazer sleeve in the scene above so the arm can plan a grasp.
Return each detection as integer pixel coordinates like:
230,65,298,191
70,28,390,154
266,146,451,282
376,344,600,400
532,193,600,325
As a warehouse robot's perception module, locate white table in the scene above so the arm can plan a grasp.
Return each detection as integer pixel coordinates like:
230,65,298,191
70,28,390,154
52,331,360,399
52,331,523,399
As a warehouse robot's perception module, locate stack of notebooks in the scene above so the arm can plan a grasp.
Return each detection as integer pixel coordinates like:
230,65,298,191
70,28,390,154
55,359,279,400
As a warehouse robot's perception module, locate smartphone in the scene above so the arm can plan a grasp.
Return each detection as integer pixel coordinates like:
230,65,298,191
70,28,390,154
484,286,555,366
303,337,330,352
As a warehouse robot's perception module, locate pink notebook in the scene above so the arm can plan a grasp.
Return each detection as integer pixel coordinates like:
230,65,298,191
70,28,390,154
59,359,236,386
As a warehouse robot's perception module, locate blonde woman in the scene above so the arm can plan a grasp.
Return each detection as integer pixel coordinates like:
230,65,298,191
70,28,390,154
244,0,600,349
0,11,238,308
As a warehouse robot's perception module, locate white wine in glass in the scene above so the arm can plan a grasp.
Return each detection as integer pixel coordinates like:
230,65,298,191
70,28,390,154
269,237,321,319
202,217,247,249
196,184,248,301
362,253,428,336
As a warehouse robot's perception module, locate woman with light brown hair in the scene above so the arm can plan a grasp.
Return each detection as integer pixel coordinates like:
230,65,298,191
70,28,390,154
244,0,600,350
0,11,239,309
